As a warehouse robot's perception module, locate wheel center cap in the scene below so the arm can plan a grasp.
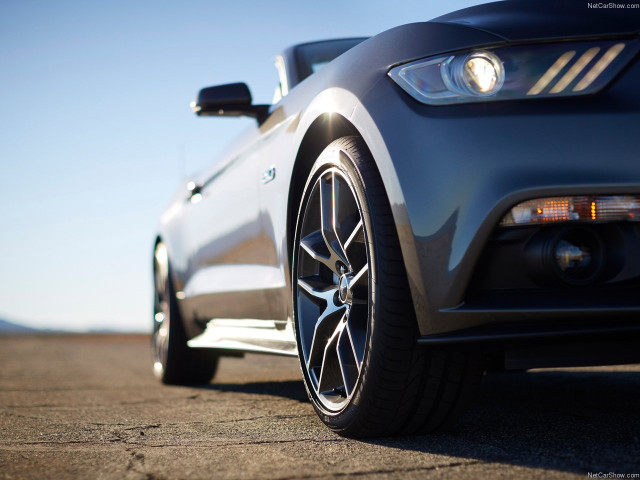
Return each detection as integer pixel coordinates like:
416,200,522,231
338,274,353,304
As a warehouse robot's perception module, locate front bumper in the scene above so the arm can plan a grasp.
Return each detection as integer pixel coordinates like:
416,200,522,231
358,52,640,339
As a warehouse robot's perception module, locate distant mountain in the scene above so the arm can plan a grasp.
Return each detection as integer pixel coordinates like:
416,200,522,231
0,317,148,334
0,318,38,333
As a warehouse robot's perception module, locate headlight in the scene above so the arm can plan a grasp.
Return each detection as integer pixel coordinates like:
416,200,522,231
388,39,638,105
443,50,504,97
500,195,640,227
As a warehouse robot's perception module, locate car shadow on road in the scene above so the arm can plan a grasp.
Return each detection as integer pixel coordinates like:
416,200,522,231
188,366,640,473
196,380,310,403
364,369,640,474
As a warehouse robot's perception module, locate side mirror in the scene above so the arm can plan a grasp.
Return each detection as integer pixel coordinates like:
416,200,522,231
190,82,269,123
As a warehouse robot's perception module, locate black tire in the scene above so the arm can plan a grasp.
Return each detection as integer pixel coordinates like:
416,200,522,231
152,243,219,385
293,136,484,437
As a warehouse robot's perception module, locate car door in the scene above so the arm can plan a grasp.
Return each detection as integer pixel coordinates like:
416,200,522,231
180,126,279,325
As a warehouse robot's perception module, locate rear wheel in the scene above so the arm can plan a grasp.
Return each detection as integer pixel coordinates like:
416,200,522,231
152,243,218,385
293,137,484,437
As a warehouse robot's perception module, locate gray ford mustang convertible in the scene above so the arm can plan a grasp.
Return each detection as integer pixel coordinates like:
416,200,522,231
152,0,640,437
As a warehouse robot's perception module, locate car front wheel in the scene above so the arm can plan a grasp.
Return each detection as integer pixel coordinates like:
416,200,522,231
293,136,484,437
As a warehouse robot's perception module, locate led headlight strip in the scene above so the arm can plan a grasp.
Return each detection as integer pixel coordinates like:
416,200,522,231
389,39,638,105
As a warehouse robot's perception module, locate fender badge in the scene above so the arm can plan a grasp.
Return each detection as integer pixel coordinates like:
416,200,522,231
261,166,276,184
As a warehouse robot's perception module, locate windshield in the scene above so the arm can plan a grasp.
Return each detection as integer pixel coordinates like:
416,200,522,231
295,38,367,82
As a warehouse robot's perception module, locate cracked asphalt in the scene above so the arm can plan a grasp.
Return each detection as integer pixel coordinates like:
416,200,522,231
1,334,639,479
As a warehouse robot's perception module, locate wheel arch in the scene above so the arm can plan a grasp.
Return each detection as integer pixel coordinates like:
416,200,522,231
286,113,361,273
285,105,427,335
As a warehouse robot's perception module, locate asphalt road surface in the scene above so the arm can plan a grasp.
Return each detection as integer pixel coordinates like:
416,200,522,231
1,334,639,480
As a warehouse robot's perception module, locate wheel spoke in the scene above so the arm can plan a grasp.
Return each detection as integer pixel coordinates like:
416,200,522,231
350,264,369,304
307,303,346,371
350,264,368,287
299,231,337,275
336,318,360,396
343,219,363,250
320,173,349,272
298,276,337,305
316,318,346,394
345,306,366,367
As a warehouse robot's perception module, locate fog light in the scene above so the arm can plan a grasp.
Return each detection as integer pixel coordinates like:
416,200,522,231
550,228,603,285
524,226,625,287
555,240,591,272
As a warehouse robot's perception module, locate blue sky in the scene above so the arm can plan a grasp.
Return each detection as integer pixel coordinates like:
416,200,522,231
0,0,481,332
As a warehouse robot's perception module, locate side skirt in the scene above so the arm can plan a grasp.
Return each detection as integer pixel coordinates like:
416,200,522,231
187,318,298,357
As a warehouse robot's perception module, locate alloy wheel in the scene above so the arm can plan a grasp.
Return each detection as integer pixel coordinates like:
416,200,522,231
296,167,370,411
